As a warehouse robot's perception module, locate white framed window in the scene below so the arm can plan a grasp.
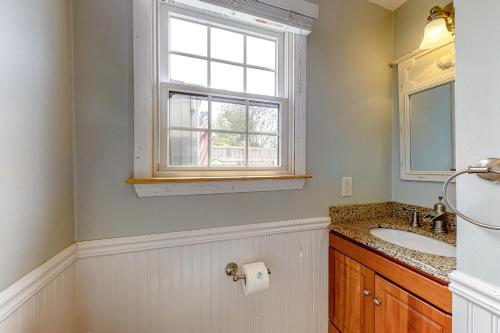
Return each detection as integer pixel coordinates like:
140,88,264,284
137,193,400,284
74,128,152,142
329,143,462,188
158,6,290,177
131,0,316,196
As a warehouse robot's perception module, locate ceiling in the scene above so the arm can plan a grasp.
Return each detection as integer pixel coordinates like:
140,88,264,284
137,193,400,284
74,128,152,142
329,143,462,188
368,0,408,11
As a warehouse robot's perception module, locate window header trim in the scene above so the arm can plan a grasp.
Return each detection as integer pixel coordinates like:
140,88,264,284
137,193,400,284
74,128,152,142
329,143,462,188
161,0,316,35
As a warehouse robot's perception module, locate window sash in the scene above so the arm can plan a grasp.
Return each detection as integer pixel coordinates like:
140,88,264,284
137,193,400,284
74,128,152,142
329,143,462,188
160,3,286,97
167,18,278,95
157,85,289,175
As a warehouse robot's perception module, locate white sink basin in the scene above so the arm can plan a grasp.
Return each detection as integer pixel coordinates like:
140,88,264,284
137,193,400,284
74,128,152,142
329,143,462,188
369,228,456,258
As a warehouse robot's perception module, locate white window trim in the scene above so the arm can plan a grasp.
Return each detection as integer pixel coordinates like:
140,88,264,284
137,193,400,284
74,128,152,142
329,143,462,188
131,0,309,197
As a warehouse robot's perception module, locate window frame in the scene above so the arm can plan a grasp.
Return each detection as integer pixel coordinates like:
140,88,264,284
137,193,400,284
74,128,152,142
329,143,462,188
157,4,289,177
131,0,310,196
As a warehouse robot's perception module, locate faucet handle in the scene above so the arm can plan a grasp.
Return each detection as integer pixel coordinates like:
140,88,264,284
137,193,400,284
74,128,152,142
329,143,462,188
434,197,447,214
403,207,420,227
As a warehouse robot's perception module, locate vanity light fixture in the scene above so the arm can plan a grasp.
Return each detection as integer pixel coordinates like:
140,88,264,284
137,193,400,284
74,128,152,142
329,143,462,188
419,3,455,50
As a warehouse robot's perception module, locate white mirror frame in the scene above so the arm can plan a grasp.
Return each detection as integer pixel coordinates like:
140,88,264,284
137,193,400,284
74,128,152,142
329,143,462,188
397,42,456,182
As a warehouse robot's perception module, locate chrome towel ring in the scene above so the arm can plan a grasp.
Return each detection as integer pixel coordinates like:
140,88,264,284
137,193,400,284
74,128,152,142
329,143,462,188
443,158,500,230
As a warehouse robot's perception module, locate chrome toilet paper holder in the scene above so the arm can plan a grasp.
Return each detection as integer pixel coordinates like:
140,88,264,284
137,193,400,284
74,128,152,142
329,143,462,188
225,262,271,283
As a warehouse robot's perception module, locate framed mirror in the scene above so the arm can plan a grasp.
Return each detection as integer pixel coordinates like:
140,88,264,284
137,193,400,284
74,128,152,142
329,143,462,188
398,43,455,182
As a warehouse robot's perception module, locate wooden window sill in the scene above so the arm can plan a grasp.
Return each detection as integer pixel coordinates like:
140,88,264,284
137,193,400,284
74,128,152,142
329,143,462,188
126,175,312,197
126,174,312,184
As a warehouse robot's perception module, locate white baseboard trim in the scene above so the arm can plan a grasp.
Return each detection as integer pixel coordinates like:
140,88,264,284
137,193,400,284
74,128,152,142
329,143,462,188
0,243,78,322
449,270,500,317
78,217,331,258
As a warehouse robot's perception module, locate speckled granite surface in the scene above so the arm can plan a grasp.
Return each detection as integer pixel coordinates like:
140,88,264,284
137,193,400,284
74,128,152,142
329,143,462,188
329,202,456,283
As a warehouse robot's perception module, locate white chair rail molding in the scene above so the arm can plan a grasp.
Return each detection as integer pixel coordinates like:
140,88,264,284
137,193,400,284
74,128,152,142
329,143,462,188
129,0,319,197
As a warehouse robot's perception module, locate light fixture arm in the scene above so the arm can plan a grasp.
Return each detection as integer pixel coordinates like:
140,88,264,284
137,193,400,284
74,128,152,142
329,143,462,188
427,3,455,33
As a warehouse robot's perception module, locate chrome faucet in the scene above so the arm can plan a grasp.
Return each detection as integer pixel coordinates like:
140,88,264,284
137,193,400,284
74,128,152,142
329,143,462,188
404,207,421,228
423,197,448,233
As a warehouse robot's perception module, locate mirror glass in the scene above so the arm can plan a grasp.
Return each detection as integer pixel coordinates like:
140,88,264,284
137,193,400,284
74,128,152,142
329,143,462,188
409,81,455,172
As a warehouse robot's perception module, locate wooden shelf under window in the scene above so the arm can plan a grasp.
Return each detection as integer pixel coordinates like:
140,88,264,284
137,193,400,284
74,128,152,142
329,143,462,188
126,174,312,184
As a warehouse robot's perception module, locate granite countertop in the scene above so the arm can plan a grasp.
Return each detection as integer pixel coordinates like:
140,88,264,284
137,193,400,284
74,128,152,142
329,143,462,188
330,202,457,283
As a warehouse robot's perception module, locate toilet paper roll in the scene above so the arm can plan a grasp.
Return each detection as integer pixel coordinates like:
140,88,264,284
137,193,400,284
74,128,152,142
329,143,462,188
241,262,270,296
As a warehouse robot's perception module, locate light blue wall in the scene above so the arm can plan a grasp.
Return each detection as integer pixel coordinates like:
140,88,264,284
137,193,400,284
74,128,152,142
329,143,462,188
73,0,455,242
73,0,394,241
0,0,75,291
391,0,456,208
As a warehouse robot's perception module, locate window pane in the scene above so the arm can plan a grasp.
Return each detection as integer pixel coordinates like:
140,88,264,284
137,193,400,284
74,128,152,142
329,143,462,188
170,54,207,86
249,102,279,134
170,18,207,56
211,28,244,63
211,133,246,167
211,62,244,92
249,135,279,167
247,36,276,69
247,68,275,96
169,93,208,129
212,99,247,132
169,130,209,167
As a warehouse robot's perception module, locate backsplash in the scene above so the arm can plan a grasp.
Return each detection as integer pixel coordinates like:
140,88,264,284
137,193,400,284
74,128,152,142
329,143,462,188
330,202,457,232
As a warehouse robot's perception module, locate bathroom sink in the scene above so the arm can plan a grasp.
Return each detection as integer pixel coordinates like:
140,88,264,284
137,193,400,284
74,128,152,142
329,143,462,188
369,228,456,258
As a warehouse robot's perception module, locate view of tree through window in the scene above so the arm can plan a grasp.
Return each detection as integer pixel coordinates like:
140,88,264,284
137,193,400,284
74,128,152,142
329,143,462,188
212,103,278,148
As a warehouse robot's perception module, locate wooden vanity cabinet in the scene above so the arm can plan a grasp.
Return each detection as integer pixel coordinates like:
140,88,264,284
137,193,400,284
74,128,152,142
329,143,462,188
329,248,374,333
329,234,452,333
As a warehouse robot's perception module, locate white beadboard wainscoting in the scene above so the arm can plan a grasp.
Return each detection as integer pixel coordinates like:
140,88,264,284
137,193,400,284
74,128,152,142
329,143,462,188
0,217,330,333
450,271,500,332
76,217,330,333
0,245,77,333
8,220,500,333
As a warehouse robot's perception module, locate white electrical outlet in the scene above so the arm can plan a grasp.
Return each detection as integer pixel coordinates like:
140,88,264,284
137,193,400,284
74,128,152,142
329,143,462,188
342,177,353,197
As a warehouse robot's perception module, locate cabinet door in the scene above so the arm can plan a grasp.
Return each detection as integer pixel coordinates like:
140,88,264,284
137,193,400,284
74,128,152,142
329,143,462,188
329,248,375,333
374,275,452,333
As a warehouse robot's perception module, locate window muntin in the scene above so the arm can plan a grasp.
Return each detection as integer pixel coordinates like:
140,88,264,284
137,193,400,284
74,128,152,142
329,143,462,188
166,14,280,97
162,91,282,170
159,5,288,175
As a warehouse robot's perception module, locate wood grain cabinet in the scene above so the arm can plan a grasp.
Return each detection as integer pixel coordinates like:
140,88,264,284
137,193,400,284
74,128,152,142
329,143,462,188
329,249,374,333
329,238,452,333
373,276,452,333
